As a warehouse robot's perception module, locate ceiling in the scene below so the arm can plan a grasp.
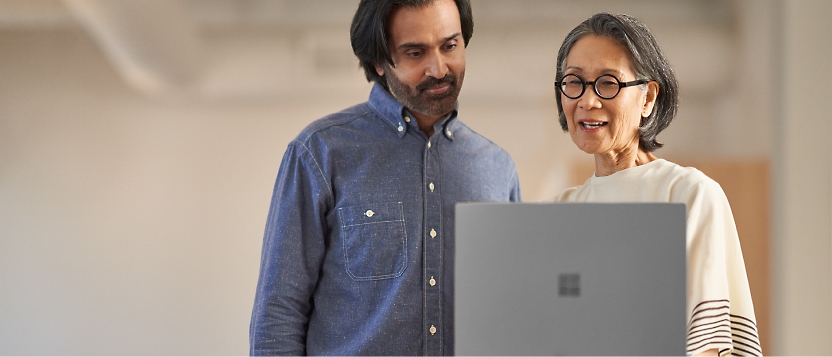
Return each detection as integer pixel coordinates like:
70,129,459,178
0,0,734,98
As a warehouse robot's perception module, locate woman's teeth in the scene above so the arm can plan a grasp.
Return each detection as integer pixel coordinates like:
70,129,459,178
581,122,607,129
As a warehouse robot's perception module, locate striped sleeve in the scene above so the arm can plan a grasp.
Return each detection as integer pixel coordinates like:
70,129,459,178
687,300,762,356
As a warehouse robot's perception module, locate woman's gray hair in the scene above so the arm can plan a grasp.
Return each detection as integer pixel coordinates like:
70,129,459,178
555,13,679,152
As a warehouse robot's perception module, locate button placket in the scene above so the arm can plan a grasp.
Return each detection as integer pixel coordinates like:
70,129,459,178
423,127,443,354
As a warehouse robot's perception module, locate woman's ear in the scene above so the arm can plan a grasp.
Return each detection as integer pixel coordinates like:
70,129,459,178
642,81,659,118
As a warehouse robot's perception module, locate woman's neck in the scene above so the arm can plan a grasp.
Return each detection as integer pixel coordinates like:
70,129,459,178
594,147,657,177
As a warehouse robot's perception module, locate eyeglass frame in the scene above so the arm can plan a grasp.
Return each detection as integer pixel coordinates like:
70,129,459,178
555,73,649,100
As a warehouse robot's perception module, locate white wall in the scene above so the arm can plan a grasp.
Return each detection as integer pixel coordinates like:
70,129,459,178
0,29,369,354
771,0,832,354
0,0,829,354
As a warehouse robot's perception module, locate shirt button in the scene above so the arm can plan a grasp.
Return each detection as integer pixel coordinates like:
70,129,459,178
404,116,411,123
429,325,437,335
364,210,374,217
446,130,452,136
429,183,435,192
430,229,437,238
429,276,436,286
397,125,404,132
427,141,432,148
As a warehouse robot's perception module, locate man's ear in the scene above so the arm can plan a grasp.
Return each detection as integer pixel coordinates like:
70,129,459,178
374,62,385,77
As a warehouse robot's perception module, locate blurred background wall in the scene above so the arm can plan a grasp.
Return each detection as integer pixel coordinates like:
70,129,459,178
0,0,829,354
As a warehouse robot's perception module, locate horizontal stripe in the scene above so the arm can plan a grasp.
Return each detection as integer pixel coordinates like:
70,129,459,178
732,331,762,345
687,337,731,353
691,303,730,315
729,313,758,327
690,311,730,327
688,326,731,344
730,315,759,332
730,323,758,337
686,300,762,357
688,329,731,349
690,305,730,322
730,317,761,355
689,317,730,333
731,327,761,345
691,298,730,312
731,336,762,355
733,345,760,356
689,324,730,340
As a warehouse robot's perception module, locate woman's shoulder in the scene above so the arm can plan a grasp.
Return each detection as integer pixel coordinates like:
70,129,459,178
552,159,726,202
553,185,582,202
648,160,730,208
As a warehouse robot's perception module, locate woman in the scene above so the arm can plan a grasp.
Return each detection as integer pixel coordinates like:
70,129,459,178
552,13,761,356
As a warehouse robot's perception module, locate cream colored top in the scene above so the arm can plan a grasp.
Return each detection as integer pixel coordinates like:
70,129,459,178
555,159,761,356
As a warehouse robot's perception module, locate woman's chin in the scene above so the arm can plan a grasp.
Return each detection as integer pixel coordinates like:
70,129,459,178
573,142,606,156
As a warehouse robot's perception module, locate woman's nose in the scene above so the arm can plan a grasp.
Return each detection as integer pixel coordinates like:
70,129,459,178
578,88,603,109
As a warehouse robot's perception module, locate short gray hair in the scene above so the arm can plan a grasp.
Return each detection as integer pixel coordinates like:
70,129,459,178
555,13,679,152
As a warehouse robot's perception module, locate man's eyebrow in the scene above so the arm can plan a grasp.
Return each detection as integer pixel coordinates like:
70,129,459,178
396,33,462,50
444,33,462,42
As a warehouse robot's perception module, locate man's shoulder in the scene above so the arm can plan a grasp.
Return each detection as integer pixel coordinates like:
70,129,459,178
453,120,513,157
293,102,375,145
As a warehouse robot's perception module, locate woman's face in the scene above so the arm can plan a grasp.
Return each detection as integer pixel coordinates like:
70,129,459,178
560,35,657,157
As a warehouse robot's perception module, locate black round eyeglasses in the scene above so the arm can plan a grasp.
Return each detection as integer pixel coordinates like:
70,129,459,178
555,74,648,100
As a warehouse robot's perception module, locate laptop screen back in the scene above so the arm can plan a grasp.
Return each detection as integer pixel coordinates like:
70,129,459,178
454,202,687,356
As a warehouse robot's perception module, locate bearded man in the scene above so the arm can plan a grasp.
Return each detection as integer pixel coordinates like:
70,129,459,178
249,0,520,355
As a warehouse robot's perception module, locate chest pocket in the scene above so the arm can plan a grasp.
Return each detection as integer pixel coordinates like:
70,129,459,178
338,202,408,281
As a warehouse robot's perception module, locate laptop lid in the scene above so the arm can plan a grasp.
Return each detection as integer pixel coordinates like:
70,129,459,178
454,202,687,356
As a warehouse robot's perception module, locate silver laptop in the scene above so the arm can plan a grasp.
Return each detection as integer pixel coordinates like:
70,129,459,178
454,202,687,356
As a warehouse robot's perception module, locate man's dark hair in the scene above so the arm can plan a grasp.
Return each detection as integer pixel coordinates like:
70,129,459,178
350,0,473,90
555,13,679,152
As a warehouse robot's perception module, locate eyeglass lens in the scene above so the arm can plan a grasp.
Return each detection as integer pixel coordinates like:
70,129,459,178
559,74,622,99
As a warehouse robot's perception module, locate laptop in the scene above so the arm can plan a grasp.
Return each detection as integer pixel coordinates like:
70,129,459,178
454,202,687,356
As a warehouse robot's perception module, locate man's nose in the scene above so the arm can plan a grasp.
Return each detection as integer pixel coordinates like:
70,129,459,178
424,51,448,79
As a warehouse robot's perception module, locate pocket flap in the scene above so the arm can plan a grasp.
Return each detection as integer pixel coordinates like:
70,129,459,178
338,202,404,227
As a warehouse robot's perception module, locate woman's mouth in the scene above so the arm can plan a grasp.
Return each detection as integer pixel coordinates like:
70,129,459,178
579,121,608,130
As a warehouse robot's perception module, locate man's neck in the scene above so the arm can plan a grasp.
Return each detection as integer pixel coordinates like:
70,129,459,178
408,110,446,137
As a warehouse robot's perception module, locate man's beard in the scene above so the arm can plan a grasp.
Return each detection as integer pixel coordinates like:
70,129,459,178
384,66,464,117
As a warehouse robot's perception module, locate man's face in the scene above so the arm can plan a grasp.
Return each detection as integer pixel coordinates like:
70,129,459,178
375,0,466,118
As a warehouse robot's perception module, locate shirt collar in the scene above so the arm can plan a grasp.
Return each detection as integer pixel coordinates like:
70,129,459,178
367,82,459,140
404,109,458,141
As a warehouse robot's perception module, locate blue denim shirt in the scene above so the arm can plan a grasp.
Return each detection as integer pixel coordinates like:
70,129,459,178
250,83,521,356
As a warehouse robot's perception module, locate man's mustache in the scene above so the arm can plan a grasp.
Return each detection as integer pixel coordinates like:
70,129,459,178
416,74,456,92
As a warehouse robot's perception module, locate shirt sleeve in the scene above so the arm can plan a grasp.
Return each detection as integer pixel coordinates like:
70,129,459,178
684,179,762,356
509,167,522,202
250,141,331,356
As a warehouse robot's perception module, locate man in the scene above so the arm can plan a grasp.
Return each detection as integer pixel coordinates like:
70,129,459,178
249,0,520,355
